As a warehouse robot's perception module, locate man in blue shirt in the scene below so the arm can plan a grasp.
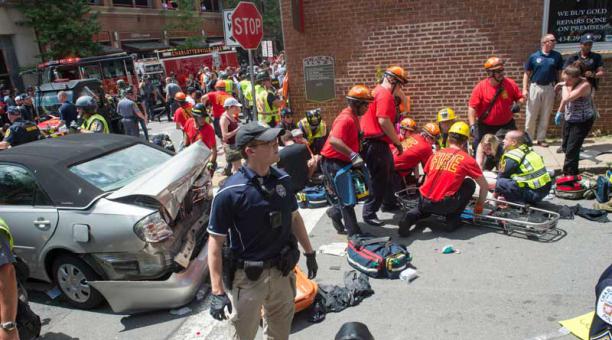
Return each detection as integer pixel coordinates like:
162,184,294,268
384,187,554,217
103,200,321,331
522,34,564,147
207,122,317,339
57,91,78,128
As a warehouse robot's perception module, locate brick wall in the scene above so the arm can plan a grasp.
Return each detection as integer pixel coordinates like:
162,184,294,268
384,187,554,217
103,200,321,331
280,0,611,137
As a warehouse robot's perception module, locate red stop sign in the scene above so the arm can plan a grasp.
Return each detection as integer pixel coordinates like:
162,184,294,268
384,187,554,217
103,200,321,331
231,2,263,50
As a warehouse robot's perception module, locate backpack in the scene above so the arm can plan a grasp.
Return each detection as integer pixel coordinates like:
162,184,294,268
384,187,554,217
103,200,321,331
554,175,596,200
595,175,610,203
296,185,329,208
347,235,411,279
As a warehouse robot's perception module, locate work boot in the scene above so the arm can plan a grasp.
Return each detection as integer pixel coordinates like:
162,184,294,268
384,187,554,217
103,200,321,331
363,215,384,227
381,204,401,213
397,216,414,237
326,208,346,234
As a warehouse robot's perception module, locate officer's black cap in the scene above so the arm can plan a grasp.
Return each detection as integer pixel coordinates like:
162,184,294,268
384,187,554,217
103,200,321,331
580,33,594,44
236,122,284,150
590,270,612,338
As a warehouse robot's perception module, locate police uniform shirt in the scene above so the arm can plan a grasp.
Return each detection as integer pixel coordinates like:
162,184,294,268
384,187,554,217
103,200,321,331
564,51,604,90
591,264,612,339
117,97,139,119
0,231,15,267
4,118,41,146
207,166,298,261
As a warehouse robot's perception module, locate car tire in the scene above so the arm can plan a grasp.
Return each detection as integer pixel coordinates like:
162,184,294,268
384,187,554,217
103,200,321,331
52,255,104,309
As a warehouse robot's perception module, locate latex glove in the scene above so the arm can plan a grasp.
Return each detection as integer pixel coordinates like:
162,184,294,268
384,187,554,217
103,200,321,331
394,143,403,155
350,152,364,168
554,111,563,126
210,293,232,321
474,201,484,215
304,252,318,279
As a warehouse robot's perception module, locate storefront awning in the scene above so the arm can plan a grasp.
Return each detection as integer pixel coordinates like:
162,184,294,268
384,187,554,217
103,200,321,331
122,41,171,52
99,44,124,55
169,40,208,48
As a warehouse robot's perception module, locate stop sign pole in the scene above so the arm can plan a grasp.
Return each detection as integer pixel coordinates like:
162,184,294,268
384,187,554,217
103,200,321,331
231,2,264,122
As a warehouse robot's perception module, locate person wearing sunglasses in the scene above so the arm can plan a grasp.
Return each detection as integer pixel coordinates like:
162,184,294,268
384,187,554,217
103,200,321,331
522,34,564,147
468,57,524,154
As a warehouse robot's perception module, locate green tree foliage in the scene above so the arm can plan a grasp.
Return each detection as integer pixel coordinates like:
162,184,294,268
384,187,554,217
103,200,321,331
224,0,283,50
162,0,206,49
18,0,101,61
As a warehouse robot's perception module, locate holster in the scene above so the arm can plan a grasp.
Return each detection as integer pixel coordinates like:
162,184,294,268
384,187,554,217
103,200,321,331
243,261,264,281
222,246,236,290
278,236,300,275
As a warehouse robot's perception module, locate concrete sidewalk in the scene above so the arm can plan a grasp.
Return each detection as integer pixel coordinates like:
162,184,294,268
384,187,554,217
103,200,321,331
535,136,612,174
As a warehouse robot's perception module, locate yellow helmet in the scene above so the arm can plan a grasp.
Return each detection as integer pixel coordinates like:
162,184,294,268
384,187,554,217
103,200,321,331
448,121,470,138
436,107,456,123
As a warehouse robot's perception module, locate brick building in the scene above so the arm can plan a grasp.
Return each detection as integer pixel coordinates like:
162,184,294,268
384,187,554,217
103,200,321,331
280,0,611,137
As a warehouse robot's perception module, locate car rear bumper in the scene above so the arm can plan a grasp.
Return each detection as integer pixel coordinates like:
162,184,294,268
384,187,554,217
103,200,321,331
89,241,208,313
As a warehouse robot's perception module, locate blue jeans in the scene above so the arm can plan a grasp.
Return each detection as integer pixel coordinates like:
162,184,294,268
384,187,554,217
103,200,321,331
495,178,551,204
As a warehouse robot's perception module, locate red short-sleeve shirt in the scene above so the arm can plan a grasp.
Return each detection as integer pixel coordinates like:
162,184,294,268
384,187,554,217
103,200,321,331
173,105,192,130
207,91,231,119
320,107,360,162
419,147,483,202
360,85,396,143
469,78,523,126
184,118,217,149
391,134,433,172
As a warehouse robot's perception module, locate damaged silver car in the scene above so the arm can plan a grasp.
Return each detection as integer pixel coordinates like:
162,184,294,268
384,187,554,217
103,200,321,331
0,134,212,313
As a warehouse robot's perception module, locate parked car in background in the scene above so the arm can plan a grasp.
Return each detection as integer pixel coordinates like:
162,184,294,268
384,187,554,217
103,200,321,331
0,134,213,313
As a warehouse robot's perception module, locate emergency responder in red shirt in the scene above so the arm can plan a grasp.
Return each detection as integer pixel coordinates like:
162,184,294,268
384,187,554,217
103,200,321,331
391,122,440,179
398,122,489,237
183,103,218,175
397,117,417,141
360,66,406,226
468,57,524,153
320,85,373,236
201,80,231,138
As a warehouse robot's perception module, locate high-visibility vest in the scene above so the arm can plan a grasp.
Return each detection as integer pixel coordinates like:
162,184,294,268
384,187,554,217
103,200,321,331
0,217,13,250
225,79,234,95
81,113,110,134
239,80,253,106
256,85,279,124
298,118,327,144
501,145,551,189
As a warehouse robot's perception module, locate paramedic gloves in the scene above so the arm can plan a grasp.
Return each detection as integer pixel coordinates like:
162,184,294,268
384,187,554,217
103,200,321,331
210,293,232,321
350,152,364,168
474,201,484,215
304,252,318,279
555,111,563,126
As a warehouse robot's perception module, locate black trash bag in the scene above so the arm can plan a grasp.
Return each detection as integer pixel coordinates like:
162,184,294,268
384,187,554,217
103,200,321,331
307,294,326,323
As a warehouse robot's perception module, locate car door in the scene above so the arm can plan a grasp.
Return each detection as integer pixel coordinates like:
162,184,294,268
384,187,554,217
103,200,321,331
0,163,59,275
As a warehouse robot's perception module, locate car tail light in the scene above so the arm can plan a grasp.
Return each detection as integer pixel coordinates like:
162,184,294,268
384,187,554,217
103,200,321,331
134,212,173,243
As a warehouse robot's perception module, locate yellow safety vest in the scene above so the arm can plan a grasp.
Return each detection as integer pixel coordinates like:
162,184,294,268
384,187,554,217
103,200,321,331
298,118,327,144
239,80,253,106
501,145,551,190
225,79,234,95
256,85,279,124
81,113,110,134
0,217,13,250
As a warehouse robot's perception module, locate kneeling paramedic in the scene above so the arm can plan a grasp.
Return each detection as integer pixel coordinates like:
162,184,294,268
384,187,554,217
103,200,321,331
207,122,318,340
390,122,440,191
398,122,489,237
320,85,373,236
495,130,552,204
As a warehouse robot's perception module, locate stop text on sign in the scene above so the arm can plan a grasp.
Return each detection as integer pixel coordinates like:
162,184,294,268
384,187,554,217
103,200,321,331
233,17,262,36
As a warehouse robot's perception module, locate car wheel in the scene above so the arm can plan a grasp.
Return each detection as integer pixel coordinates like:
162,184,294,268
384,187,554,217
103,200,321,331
52,255,104,309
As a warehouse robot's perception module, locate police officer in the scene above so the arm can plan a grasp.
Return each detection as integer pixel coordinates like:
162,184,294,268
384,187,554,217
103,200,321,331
590,264,612,340
237,70,253,120
495,130,552,204
207,122,317,340
279,107,297,133
298,108,328,155
320,85,373,236
76,96,110,134
255,72,282,127
398,122,489,237
0,218,19,340
0,106,42,150
117,88,146,138
360,66,407,226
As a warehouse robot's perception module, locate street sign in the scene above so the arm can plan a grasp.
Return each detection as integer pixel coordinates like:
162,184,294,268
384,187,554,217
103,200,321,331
231,2,263,50
261,40,273,57
223,10,240,47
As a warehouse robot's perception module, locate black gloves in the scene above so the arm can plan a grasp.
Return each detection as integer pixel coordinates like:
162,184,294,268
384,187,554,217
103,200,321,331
210,293,232,321
278,245,300,276
511,101,521,113
304,252,318,279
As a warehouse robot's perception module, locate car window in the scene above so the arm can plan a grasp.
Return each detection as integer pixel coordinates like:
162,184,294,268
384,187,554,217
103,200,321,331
36,90,74,115
0,164,53,206
69,144,171,192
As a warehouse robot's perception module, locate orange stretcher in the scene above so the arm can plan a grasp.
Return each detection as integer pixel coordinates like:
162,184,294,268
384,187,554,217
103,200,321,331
294,266,318,313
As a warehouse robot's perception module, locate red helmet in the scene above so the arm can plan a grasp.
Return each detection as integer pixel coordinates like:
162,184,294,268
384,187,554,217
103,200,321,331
399,118,417,131
346,85,374,102
484,57,504,71
384,66,408,84
422,122,441,137
174,92,186,102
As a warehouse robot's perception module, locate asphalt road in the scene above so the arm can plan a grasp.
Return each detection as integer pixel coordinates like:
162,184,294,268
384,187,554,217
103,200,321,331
24,121,612,339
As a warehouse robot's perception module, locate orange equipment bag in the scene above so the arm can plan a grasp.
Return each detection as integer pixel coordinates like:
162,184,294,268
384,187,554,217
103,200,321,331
294,266,317,313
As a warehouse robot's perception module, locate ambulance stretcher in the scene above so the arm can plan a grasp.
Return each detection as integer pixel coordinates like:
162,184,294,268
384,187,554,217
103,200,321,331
394,186,561,241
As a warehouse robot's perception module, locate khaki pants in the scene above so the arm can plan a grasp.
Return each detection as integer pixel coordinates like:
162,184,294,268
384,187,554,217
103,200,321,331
227,268,296,340
525,83,555,142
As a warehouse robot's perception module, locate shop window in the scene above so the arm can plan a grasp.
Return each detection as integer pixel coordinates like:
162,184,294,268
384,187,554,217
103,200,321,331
112,0,150,7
